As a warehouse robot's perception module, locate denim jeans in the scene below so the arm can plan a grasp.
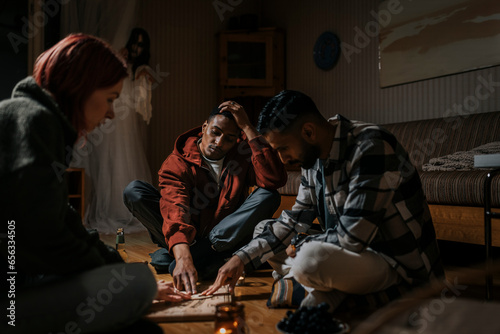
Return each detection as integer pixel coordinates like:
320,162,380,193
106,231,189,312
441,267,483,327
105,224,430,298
123,180,280,279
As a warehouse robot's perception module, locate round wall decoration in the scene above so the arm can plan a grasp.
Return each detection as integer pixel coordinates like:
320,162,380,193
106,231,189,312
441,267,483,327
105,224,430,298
313,31,341,70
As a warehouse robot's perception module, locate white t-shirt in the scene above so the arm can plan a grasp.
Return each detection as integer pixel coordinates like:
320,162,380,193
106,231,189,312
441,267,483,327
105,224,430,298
197,139,225,184
202,155,225,182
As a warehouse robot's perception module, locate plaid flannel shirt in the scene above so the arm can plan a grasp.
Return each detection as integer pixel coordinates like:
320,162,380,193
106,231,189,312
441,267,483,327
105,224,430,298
235,115,444,286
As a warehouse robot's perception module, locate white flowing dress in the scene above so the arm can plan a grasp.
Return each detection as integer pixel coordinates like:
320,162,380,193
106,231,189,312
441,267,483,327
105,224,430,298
71,66,153,234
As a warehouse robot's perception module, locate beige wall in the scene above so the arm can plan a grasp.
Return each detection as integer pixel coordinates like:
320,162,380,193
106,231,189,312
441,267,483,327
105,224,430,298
138,0,500,182
137,0,260,182
263,0,500,124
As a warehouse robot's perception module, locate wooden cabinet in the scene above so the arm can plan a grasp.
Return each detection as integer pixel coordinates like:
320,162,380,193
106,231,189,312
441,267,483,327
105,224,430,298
218,28,285,101
66,168,85,219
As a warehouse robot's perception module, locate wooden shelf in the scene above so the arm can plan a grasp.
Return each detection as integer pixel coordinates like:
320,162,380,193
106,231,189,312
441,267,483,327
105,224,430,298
218,28,285,101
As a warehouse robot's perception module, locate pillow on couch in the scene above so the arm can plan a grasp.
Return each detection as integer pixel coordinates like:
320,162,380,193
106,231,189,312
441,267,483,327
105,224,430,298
422,141,500,171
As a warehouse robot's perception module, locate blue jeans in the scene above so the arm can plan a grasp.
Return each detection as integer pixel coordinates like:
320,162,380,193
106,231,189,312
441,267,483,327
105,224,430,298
123,180,281,279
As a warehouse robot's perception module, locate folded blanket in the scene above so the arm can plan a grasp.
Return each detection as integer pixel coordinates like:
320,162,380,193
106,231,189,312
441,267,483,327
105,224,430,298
422,141,500,171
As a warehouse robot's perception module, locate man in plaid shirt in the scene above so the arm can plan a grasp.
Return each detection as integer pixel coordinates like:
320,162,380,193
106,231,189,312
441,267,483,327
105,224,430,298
204,90,444,311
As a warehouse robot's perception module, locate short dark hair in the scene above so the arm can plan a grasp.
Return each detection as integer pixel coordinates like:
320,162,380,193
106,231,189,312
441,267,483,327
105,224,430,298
208,106,237,124
257,90,321,134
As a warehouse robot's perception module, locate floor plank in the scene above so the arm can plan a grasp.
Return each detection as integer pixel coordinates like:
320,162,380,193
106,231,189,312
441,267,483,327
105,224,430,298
99,232,500,333
99,231,293,333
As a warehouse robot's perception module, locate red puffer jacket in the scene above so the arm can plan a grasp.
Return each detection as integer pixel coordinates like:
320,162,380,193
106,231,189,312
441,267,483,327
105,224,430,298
158,126,287,250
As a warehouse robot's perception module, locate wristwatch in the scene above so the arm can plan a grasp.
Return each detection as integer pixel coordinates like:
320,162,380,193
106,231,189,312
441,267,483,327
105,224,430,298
290,232,310,252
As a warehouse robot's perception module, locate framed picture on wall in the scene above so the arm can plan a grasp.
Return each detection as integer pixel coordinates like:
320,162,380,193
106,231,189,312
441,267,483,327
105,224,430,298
379,0,500,87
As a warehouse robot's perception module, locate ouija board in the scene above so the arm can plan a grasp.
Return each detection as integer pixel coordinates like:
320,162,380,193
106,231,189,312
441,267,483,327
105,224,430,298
146,285,231,322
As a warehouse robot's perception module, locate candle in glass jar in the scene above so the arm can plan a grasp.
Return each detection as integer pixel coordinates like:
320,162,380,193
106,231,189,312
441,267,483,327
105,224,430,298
214,302,248,334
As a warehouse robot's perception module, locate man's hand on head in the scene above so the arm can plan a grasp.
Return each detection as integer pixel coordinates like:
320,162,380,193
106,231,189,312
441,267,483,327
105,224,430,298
219,101,260,141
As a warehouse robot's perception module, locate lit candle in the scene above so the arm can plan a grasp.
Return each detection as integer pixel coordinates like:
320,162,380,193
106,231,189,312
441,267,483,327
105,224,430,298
216,327,233,333
214,302,248,334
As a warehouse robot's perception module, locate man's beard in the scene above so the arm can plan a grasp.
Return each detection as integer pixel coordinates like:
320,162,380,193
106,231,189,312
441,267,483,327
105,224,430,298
289,140,321,170
300,143,321,169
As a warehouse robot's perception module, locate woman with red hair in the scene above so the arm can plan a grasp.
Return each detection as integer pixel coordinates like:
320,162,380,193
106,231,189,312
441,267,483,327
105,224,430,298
0,34,187,334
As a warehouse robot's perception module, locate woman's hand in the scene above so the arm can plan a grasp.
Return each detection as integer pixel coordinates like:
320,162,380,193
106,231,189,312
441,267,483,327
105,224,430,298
156,280,192,302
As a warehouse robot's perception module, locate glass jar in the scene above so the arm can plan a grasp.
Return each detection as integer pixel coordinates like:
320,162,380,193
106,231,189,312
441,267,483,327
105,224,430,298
214,302,249,334
115,228,128,262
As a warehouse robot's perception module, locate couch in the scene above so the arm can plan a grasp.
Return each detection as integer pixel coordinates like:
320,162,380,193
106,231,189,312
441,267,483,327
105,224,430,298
274,111,500,247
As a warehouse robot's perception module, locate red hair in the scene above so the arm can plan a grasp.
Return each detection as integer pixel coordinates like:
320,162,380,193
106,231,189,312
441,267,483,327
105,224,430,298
33,33,128,133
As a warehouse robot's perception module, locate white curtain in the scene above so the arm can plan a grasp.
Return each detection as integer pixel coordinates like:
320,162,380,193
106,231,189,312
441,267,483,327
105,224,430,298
61,0,138,50
64,0,153,234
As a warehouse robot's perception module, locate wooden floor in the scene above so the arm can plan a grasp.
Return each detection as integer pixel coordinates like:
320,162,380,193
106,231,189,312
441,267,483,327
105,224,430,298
99,232,500,334
100,231,292,333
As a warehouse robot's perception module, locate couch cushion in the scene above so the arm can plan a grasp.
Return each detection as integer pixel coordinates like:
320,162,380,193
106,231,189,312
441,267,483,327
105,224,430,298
421,170,500,206
278,112,500,208
383,111,500,171
279,170,500,207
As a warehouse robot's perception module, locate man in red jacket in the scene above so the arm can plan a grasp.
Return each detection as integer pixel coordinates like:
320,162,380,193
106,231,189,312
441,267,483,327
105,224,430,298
124,101,287,294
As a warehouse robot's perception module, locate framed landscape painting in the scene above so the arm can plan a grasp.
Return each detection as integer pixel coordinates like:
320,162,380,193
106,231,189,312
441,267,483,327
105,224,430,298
379,0,500,87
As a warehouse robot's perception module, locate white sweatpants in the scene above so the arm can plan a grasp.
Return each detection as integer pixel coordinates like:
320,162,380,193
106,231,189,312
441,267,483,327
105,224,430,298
290,241,401,310
253,220,402,310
